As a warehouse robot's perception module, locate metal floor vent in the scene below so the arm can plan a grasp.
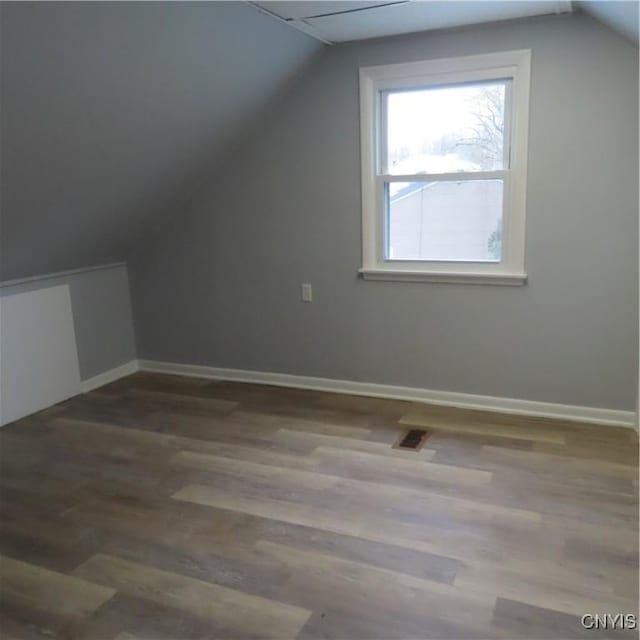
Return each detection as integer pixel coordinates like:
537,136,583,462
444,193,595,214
394,428,430,451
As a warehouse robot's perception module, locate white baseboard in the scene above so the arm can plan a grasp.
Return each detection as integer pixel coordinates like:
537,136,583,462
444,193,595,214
80,360,139,393
138,359,637,430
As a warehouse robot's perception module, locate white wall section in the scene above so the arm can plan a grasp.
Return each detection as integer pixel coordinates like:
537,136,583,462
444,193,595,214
1,263,137,381
0,285,81,426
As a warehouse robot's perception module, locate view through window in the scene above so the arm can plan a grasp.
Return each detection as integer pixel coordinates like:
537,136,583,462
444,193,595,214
384,82,508,262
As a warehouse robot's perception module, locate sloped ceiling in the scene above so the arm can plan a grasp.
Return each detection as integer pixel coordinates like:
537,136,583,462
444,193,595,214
0,1,321,281
254,0,638,44
1,1,635,282
576,1,639,44
253,1,574,43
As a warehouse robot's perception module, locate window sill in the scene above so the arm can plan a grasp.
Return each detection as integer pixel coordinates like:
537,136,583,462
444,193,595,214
358,269,527,286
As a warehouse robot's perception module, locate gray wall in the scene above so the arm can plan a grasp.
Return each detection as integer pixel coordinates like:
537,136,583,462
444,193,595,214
0,1,321,280
130,12,639,412
1,264,136,380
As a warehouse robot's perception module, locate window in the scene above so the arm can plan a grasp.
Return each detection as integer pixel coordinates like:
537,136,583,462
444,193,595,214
359,50,531,284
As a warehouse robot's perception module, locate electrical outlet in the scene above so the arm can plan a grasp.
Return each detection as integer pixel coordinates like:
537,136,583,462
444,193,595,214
301,283,313,302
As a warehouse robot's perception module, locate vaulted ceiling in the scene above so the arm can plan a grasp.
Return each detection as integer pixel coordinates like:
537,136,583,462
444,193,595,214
0,2,321,280
252,0,574,43
576,1,639,44
1,1,636,281
252,0,638,43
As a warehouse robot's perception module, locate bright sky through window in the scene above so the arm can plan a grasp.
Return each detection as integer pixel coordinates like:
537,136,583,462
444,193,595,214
385,82,507,178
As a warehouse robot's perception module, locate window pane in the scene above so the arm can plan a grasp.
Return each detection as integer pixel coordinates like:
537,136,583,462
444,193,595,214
385,82,508,174
387,180,503,262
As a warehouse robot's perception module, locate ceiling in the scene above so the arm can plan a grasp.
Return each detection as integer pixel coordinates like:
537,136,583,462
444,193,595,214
251,0,639,44
577,1,639,44
1,1,636,282
0,2,321,280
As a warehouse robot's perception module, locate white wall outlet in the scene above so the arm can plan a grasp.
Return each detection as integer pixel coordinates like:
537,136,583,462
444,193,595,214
301,283,313,302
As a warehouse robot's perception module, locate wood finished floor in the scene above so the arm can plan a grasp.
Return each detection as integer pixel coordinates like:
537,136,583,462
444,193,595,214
0,372,638,639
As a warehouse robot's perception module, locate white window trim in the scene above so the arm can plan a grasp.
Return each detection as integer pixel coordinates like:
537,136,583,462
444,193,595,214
359,49,531,285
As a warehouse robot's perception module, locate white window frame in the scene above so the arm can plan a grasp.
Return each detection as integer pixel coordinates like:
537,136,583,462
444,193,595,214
359,50,531,285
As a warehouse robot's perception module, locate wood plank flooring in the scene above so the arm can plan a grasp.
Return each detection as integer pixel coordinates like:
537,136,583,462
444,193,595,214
0,372,638,639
